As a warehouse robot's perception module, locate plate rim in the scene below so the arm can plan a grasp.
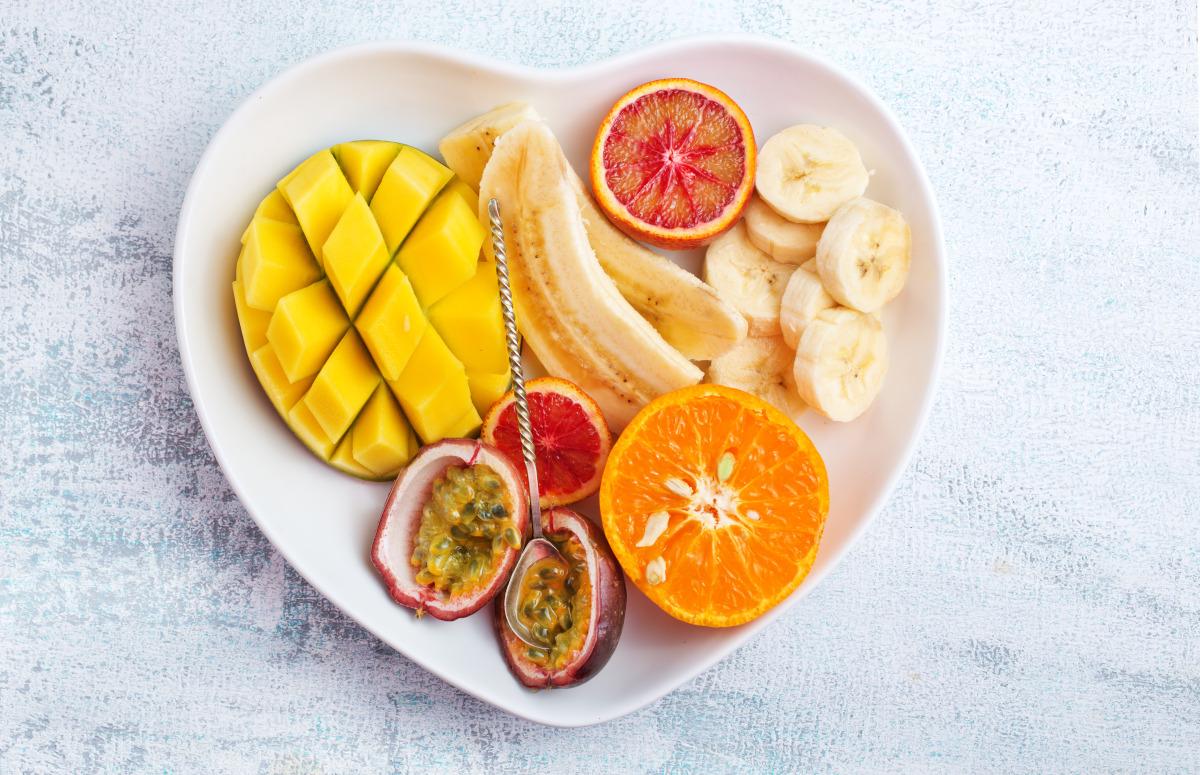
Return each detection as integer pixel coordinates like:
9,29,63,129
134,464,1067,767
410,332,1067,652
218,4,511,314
173,33,948,727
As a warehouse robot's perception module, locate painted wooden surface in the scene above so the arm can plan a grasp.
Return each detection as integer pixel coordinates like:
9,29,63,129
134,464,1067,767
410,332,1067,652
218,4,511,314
1,1,1197,772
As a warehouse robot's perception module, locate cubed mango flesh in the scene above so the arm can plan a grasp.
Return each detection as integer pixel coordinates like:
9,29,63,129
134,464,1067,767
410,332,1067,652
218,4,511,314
352,384,419,477
396,190,486,308
355,264,427,381
370,146,453,254
238,143,511,475
466,371,511,417
333,141,402,202
278,150,355,264
249,343,314,415
387,327,479,444
241,189,299,243
302,329,380,442
329,433,379,480
287,399,336,459
233,278,272,355
443,179,480,220
240,217,322,311
322,193,391,316
266,280,349,383
427,266,508,374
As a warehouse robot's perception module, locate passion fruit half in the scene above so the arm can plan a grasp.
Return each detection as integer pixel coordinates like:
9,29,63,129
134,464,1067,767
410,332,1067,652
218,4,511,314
495,507,626,688
371,439,529,621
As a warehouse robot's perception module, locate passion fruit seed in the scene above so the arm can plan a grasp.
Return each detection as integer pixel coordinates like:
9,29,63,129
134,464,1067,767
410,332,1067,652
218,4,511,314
717,451,735,482
645,556,667,586
635,510,670,548
665,477,693,497
408,464,515,594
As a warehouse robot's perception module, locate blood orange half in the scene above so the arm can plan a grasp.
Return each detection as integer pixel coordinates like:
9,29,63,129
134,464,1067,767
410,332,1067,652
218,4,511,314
482,377,613,508
590,78,756,250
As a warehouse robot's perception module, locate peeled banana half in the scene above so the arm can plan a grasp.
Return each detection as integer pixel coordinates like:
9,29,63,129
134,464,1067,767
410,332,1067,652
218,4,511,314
479,120,702,429
441,102,747,361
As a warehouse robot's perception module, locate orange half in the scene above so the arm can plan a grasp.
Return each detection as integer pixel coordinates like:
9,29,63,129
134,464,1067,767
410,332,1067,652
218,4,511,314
590,78,756,250
599,384,828,627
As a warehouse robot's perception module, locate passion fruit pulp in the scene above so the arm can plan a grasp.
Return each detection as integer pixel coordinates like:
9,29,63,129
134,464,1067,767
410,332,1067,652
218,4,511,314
410,463,521,594
372,439,528,621
495,507,626,688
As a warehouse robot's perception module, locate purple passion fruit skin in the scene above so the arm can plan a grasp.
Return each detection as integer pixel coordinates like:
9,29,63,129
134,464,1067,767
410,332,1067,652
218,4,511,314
372,439,529,621
495,507,626,689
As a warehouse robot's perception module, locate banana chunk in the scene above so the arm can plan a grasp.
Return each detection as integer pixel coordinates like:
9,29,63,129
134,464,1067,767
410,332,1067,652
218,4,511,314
703,222,795,337
792,307,888,422
816,197,911,313
706,336,807,425
779,259,836,349
742,195,824,264
439,102,542,191
479,120,702,430
756,125,868,224
441,103,747,361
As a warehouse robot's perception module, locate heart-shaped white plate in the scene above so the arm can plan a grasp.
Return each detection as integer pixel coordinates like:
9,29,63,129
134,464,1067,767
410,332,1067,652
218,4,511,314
174,36,946,727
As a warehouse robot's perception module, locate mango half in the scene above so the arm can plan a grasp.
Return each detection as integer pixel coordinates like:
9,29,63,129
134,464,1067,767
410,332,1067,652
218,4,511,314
233,141,509,481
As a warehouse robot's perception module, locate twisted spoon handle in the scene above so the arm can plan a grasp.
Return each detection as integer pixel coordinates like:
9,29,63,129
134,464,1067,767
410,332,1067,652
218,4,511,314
487,199,542,538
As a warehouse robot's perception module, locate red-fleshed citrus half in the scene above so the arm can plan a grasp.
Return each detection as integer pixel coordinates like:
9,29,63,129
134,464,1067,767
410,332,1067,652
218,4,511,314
482,377,613,508
590,78,756,250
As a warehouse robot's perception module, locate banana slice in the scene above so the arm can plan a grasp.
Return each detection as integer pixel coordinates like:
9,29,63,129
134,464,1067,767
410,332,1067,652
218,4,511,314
703,222,795,337
779,260,835,349
439,102,542,191
742,195,824,264
815,197,911,313
706,336,807,424
792,307,888,422
756,125,869,224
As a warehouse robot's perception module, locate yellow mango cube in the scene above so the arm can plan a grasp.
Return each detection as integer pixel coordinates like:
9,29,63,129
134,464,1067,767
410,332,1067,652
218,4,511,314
302,330,380,442
330,434,379,480
233,278,271,355
443,409,484,440
333,141,402,202
287,399,336,459
249,343,314,415
387,328,479,443
443,179,480,221
352,384,418,477
428,266,508,374
278,150,355,264
240,217,322,311
466,371,511,416
266,280,349,383
322,193,391,316
396,190,486,308
241,189,299,243
370,146,453,254
355,264,427,381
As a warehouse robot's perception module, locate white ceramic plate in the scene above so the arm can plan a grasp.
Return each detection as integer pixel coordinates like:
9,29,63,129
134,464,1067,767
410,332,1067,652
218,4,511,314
174,36,946,727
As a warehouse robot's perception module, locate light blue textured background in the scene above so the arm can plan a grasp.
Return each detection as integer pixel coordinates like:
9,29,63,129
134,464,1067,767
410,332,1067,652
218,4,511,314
2,1,1198,772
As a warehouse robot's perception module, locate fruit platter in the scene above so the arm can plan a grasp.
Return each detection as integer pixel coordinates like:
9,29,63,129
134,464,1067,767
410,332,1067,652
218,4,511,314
175,38,945,726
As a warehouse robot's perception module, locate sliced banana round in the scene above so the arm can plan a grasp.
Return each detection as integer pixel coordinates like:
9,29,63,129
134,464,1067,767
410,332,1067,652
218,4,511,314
792,308,888,422
742,195,825,264
756,125,869,224
707,335,807,424
815,197,911,313
703,222,795,337
779,260,835,349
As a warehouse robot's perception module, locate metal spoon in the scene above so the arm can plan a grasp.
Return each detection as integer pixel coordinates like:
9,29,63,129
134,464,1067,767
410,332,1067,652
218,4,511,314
487,198,567,649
